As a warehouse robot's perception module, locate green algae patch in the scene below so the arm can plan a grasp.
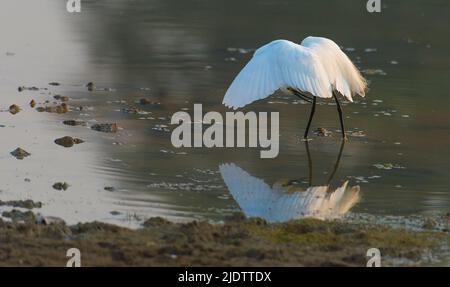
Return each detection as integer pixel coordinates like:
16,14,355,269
247,218,449,265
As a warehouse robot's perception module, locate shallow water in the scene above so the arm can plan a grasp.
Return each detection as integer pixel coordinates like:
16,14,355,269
0,0,449,227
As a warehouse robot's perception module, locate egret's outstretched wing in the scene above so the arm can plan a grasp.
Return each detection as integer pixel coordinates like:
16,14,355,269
301,36,367,102
222,40,332,109
219,163,360,222
219,163,274,218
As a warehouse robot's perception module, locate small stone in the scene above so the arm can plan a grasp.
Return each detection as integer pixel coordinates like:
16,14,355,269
18,86,39,92
10,147,31,160
0,199,42,209
54,136,84,148
423,218,437,230
2,209,36,223
54,95,69,101
122,106,141,114
73,138,84,144
36,103,68,114
143,217,172,228
139,98,160,106
36,215,65,225
91,123,119,133
62,120,86,126
53,182,69,191
313,127,332,137
86,82,95,91
9,104,21,115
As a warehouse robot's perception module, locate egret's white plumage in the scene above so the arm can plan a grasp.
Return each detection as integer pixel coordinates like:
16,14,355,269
222,37,366,109
219,163,360,222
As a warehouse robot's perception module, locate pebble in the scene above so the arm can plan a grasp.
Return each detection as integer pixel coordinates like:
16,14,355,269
54,136,84,148
91,123,119,133
9,104,21,115
62,120,86,126
10,147,31,160
52,182,69,191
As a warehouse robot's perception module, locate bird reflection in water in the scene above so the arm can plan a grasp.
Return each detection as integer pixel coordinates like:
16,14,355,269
219,141,360,222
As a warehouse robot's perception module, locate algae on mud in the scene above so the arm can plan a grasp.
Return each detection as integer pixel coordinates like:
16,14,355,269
0,214,448,267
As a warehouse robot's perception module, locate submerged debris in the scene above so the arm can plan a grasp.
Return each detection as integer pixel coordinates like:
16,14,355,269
122,106,141,114
91,123,119,133
139,98,161,106
350,130,366,137
362,69,387,76
35,214,66,225
86,82,95,91
2,209,36,223
18,86,40,92
54,136,84,148
9,104,21,115
63,120,86,126
373,163,405,170
313,127,332,137
52,182,69,191
10,147,31,160
0,199,42,209
36,103,68,114
53,95,69,101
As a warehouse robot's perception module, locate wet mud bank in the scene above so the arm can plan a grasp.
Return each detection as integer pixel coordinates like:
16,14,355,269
0,213,448,267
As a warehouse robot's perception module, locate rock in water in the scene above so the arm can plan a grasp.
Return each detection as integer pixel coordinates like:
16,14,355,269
53,182,69,191
10,148,31,159
36,103,68,114
2,209,36,223
0,199,42,209
35,214,66,225
53,95,69,101
9,104,21,115
62,120,86,126
139,98,161,106
91,123,119,133
54,136,84,148
313,127,332,137
86,82,95,91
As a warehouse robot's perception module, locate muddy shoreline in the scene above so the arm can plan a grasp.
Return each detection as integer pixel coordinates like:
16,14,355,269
0,212,448,267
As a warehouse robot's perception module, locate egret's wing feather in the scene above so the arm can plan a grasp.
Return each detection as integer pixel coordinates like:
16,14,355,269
222,40,332,109
219,163,274,218
301,36,367,102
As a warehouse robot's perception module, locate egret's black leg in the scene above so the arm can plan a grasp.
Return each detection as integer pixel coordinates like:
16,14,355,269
333,92,347,140
305,140,313,186
326,139,345,185
293,90,313,103
303,96,316,139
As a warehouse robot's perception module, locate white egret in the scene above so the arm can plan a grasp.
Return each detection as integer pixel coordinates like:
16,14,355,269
222,36,367,139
